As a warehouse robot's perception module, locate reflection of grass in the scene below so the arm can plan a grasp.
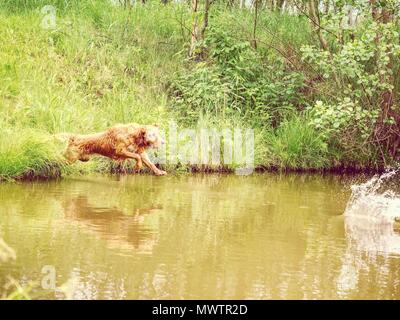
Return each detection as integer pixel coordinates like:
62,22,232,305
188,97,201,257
0,235,34,300
3,277,35,300
0,236,16,263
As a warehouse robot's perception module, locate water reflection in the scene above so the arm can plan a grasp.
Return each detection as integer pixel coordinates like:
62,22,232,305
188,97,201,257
337,172,400,298
0,173,399,299
63,195,161,254
337,217,400,297
344,216,400,255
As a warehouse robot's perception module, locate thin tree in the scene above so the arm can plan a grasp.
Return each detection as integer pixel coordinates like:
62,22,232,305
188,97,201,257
189,0,211,60
251,0,259,49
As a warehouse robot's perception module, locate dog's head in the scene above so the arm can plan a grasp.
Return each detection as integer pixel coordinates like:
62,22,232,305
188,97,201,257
134,124,164,149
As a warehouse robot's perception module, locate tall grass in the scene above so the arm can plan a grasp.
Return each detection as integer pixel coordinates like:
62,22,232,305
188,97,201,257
0,1,336,179
0,2,184,131
265,115,330,170
0,128,65,180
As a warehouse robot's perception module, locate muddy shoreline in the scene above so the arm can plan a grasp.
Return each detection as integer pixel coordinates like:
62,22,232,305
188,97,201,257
3,163,386,182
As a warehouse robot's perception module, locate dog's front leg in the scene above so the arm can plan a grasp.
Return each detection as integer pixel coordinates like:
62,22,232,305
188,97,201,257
134,156,142,172
139,152,167,176
116,148,143,173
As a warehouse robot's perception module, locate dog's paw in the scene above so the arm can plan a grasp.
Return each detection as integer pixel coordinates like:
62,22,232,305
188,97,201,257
155,170,167,176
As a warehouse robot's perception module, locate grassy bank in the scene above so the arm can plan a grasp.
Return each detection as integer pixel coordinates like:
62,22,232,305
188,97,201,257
0,128,64,180
0,1,397,180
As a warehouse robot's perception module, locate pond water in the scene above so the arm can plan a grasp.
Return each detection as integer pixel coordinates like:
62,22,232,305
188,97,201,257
0,173,399,299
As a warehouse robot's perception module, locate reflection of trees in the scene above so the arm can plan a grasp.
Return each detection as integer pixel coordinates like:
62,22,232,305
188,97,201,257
134,173,350,299
0,174,400,299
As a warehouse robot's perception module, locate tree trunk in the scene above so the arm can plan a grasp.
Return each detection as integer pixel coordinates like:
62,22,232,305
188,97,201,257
308,0,328,51
280,0,286,13
200,0,210,39
189,0,211,60
251,0,258,49
189,0,199,58
324,0,330,15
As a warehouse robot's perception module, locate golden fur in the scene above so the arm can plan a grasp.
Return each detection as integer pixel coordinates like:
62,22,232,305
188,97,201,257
63,123,167,176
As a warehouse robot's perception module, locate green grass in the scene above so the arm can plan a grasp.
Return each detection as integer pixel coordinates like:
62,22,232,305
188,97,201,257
0,3,177,132
0,2,180,179
0,1,366,179
265,115,330,170
0,128,65,180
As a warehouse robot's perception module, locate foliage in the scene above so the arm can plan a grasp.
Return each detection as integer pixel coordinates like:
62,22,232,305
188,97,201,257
171,25,307,127
0,1,399,178
309,98,379,140
265,115,330,170
301,12,400,165
171,62,230,121
301,21,400,107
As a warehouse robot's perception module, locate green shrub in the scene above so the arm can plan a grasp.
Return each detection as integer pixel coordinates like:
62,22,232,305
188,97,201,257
265,115,329,170
171,62,231,124
301,18,400,164
171,25,307,127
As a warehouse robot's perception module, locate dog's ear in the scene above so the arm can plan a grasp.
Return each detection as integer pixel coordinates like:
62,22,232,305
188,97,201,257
134,127,148,147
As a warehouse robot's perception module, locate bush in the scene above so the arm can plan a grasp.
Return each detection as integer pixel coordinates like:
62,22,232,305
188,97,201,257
171,25,306,127
301,18,400,164
265,115,329,170
171,62,231,124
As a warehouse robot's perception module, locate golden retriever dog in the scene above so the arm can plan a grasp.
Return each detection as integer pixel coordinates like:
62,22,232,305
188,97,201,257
63,123,167,176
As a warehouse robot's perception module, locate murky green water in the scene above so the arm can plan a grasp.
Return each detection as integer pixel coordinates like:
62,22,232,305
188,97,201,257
0,173,399,299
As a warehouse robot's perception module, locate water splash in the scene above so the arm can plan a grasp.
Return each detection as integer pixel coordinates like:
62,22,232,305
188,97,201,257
343,170,400,255
337,171,400,294
345,170,400,224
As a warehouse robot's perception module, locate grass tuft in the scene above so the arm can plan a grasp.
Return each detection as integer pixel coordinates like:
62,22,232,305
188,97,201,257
0,128,65,181
265,116,330,170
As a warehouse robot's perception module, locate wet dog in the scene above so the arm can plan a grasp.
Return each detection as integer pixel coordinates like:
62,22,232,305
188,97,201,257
62,123,167,176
